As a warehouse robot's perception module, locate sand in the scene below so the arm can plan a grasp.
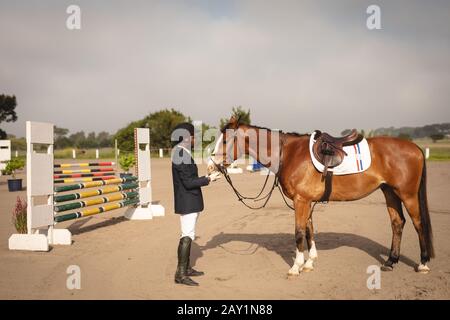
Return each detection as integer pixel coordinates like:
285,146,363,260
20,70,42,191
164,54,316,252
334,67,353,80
0,159,449,299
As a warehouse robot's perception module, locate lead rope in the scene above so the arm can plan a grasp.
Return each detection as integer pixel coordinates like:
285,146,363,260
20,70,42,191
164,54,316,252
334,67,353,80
214,136,284,210
221,165,278,210
216,134,320,216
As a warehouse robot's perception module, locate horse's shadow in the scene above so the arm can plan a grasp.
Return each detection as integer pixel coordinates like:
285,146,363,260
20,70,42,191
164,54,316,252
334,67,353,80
198,232,417,268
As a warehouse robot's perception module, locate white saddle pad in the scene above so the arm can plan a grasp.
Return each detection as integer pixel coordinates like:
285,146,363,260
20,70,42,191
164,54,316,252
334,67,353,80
309,131,371,175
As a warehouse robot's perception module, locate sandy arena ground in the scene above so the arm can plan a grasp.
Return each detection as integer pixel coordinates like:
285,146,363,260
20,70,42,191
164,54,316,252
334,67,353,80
0,159,449,299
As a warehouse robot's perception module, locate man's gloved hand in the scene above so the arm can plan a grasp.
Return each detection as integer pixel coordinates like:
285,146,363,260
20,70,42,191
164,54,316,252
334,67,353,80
207,172,221,182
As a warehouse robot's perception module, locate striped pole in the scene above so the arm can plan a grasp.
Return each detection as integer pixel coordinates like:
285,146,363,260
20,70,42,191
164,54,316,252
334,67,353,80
54,198,139,223
54,176,118,185
54,168,114,174
54,162,115,168
54,172,116,179
54,182,139,203
54,176,138,192
53,168,114,174
96,149,99,159
54,191,138,212
72,149,76,159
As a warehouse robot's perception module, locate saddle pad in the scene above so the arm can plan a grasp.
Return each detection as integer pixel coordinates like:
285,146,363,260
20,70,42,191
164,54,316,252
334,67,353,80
309,131,371,175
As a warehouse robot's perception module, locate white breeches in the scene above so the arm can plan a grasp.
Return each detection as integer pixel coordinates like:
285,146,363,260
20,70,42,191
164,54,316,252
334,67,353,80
180,212,199,240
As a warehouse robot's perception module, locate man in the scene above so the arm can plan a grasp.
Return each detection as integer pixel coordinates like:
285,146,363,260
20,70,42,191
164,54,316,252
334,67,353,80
171,122,220,286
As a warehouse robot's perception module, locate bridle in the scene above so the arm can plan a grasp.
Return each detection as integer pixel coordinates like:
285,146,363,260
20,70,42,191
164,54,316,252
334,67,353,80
209,129,295,210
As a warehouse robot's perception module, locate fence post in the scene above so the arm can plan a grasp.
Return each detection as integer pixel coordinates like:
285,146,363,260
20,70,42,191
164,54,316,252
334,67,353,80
115,139,118,171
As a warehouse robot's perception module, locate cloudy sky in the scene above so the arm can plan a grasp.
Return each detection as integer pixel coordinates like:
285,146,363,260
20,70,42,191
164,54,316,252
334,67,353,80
1,0,449,137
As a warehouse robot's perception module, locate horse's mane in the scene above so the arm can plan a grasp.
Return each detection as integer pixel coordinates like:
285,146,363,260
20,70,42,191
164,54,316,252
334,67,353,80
223,122,309,138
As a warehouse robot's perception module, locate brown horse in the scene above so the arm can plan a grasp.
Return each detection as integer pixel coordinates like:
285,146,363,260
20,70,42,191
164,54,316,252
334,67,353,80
207,117,434,275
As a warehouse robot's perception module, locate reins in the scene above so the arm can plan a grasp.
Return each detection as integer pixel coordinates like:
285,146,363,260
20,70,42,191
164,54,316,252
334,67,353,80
211,135,296,210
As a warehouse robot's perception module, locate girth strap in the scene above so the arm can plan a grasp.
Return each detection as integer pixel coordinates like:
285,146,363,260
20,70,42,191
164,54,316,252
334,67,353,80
319,171,333,203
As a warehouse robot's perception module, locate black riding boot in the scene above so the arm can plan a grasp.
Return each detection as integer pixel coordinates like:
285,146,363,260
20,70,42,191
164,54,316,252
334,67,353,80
187,247,205,277
175,236,199,286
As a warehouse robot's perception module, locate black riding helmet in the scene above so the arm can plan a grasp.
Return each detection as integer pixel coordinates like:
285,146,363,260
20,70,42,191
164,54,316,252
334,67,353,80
171,122,195,147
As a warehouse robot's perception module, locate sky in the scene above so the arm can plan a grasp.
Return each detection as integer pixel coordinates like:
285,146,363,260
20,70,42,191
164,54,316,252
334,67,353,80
1,0,450,137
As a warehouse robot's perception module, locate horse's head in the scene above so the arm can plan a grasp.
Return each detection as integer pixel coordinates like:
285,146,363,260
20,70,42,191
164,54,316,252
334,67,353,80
207,116,245,175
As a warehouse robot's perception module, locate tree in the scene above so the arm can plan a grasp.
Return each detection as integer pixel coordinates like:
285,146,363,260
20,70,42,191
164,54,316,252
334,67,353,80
430,134,445,143
54,126,71,149
97,131,113,148
398,133,412,141
219,106,251,130
0,94,18,139
53,126,113,149
115,108,190,151
54,127,69,139
69,131,87,148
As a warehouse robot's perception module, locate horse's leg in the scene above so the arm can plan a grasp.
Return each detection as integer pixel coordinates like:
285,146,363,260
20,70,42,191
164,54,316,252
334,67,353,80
401,195,432,273
288,198,311,276
303,217,317,272
380,185,406,271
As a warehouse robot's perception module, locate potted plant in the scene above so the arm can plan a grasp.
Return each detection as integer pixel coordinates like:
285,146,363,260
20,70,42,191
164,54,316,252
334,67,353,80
2,158,25,192
12,196,27,234
118,153,135,178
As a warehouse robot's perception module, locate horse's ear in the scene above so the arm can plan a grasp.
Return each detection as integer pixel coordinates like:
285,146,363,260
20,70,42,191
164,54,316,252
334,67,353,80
228,115,240,129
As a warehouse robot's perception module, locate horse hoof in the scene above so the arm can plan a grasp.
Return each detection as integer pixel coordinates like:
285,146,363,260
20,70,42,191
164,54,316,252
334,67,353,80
380,265,393,272
303,266,314,272
416,264,430,274
287,272,300,278
287,268,301,276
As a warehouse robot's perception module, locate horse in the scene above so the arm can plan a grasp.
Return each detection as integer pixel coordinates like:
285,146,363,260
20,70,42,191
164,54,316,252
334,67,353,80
207,116,434,276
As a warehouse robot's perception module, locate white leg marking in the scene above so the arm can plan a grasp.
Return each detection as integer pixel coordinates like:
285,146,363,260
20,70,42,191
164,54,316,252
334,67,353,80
309,241,318,260
288,249,305,276
417,263,430,273
303,258,314,271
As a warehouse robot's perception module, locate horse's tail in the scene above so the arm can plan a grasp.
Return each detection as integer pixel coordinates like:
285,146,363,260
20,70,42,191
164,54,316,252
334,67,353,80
418,152,435,259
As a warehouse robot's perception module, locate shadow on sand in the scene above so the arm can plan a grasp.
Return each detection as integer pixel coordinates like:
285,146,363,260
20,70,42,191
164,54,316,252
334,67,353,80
67,216,128,235
198,232,417,268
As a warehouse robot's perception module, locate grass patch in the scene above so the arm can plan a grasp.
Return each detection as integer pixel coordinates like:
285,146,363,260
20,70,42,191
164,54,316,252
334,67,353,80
54,148,116,159
427,147,450,161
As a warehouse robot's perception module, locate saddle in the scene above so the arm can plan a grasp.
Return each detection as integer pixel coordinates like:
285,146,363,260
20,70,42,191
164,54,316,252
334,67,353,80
312,129,363,202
